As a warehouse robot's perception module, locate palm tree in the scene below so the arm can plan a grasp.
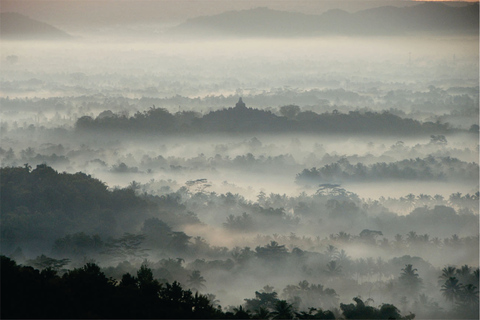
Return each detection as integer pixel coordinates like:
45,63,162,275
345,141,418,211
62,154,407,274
394,234,403,243
398,264,422,295
456,265,471,283
404,193,416,210
394,234,404,250
336,249,350,264
438,266,456,285
326,260,342,277
418,234,429,244
187,270,206,292
252,306,271,319
441,277,462,302
271,300,294,319
458,284,479,305
324,245,338,259
336,231,351,243
205,293,220,308
406,231,418,245
400,264,418,278
256,241,288,260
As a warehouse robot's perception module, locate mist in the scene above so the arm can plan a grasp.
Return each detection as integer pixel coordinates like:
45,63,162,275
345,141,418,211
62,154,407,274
1,1,479,319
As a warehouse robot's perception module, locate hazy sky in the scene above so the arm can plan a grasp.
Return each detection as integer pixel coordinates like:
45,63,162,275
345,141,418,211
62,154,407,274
4,0,473,30
2,1,477,30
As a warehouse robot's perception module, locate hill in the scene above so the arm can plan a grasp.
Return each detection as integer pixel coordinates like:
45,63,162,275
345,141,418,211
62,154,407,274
170,3,479,37
75,99,453,136
0,12,72,40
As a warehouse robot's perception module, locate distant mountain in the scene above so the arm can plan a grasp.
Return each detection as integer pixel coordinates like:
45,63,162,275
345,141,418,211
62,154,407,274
0,12,72,40
170,3,479,37
171,7,317,37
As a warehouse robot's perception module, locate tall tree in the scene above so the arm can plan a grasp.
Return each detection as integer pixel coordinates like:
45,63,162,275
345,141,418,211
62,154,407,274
441,277,462,303
271,300,294,319
398,264,423,296
187,270,206,292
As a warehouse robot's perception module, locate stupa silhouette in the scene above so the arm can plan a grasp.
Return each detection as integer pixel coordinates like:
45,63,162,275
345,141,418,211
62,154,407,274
235,97,246,109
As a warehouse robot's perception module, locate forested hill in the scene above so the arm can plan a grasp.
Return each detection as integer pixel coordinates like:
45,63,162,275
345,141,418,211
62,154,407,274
1,165,153,250
170,3,479,37
0,12,73,40
76,105,452,135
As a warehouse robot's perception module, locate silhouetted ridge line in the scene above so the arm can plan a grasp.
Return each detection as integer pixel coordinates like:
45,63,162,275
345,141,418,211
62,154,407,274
170,3,478,37
0,12,73,40
76,99,453,135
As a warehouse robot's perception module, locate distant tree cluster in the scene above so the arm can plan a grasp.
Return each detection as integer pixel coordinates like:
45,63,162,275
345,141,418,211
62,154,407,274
2,164,477,257
296,156,478,184
76,104,452,135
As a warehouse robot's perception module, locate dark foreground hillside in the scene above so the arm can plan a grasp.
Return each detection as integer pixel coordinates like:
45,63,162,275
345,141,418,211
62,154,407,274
2,255,415,319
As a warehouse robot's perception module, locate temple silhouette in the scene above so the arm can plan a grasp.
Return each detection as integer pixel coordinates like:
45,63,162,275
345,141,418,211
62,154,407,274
235,97,247,109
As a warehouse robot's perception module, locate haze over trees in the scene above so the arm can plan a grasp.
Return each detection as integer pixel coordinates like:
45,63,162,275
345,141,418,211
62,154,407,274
0,12,73,40
172,3,479,38
1,0,478,318
75,103,453,135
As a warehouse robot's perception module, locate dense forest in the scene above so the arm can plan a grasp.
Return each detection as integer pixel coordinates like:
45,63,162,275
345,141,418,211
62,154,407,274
3,254,422,319
1,165,478,319
75,102,452,135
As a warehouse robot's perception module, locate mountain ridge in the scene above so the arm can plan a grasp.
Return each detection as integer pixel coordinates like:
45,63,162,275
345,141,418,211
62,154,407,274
0,12,73,40
170,3,479,37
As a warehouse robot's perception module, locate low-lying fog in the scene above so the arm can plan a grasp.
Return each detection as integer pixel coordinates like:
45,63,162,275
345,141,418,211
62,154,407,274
1,130,478,199
1,36,478,99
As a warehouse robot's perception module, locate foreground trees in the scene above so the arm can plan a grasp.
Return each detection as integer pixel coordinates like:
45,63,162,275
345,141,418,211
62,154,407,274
340,297,414,319
1,256,221,319
2,255,422,319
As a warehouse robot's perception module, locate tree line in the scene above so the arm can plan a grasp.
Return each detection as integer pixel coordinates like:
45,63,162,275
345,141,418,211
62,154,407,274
296,156,479,184
2,255,418,319
75,104,452,135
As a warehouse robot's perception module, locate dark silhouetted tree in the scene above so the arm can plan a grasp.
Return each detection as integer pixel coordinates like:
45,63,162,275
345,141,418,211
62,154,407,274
187,270,206,292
